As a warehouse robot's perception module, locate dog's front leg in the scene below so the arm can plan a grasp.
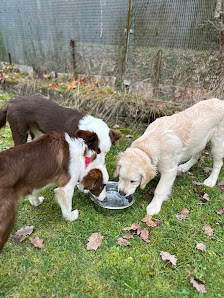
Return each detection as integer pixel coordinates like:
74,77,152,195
54,185,78,221
146,167,177,215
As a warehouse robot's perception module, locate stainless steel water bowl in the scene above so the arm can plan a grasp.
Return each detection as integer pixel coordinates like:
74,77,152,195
89,181,135,210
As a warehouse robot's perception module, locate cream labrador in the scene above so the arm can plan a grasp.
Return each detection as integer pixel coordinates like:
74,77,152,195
114,98,224,215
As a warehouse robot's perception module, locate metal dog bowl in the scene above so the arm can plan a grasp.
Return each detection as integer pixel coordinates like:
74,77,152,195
89,181,135,210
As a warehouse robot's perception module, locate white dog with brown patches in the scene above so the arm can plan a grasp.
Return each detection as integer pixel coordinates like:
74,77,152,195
114,98,224,215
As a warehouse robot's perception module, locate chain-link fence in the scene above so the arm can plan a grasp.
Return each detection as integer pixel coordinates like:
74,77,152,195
0,0,222,99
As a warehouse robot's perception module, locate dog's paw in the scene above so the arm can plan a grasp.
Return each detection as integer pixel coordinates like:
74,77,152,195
146,201,161,215
29,196,45,206
203,177,216,187
178,164,189,173
64,209,79,221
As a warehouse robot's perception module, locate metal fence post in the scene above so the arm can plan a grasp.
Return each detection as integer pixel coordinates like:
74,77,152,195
122,0,133,88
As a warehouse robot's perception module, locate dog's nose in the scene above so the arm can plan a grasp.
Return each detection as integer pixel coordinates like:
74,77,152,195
119,190,126,196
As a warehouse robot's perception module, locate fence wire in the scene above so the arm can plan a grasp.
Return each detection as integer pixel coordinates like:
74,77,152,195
0,0,221,94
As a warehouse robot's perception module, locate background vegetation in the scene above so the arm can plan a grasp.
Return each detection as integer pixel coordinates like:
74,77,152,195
0,90,223,297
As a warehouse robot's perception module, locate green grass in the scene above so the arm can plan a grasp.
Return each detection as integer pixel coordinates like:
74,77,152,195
0,91,224,297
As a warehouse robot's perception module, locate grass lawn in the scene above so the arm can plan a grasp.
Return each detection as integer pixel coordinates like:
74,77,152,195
0,90,223,297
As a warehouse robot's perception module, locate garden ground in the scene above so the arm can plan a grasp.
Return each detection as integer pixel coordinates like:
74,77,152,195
0,89,223,297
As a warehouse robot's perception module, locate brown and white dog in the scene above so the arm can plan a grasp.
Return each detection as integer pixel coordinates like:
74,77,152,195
0,130,108,252
114,98,224,216
0,96,121,162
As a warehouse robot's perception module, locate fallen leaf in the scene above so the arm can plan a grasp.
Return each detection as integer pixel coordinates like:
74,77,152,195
87,232,103,251
2,134,8,138
217,207,224,215
160,251,177,266
176,208,189,221
30,236,45,248
16,225,34,236
11,234,26,243
217,182,224,190
43,73,51,79
203,167,212,174
117,237,132,246
196,243,206,252
143,188,155,200
0,140,4,145
192,181,204,186
50,83,57,89
113,124,120,129
122,223,142,235
122,234,134,239
203,225,214,236
141,214,161,227
190,277,207,293
140,228,150,243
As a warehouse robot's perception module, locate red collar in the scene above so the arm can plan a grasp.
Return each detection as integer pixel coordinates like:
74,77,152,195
85,156,91,168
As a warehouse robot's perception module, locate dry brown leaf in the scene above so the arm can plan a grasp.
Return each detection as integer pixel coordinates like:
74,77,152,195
190,278,207,293
87,232,103,251
16,225,34,236
175,208,189,221
141,214,161,227
217,182,224,190
217,207,224,215
30,236,45,248
203,225,214,236
122,223,142,235
122,234,134,239
117,237,132,246
160,251,177,266
196,243,206,252
140,228,150,243
11,234,26,243
192,181,204,186
203,167,212,174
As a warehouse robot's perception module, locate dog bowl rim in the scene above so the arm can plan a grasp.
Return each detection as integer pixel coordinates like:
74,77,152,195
89,181,136,210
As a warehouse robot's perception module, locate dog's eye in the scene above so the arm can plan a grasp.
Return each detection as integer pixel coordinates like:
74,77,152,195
130,180,136,183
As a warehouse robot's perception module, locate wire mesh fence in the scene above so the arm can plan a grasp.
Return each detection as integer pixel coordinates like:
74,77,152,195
0,0,222,99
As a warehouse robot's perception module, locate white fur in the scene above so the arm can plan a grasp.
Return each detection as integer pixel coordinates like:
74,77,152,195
28,133,108,221
115,98,224,215
78,115,111,162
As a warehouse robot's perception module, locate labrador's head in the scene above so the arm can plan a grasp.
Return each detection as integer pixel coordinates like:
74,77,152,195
114,148,156,196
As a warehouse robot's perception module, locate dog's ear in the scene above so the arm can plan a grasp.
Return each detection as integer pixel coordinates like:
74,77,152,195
140,164,156,189
113,152,123,177
76,130,100,154
109,129,122,145
81,168,102,188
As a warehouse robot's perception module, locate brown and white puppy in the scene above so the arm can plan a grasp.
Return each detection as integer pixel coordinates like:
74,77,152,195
0,96,121,162
114,98,224,216
0,130,108,253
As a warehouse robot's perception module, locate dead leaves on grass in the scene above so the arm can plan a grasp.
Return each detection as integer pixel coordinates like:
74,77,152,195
190,277,207,293
203,225,214,237
160,251,178,266
175,208,189,221
11,225,44,249
87,232,103,251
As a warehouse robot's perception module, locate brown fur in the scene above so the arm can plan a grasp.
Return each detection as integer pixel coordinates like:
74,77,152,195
0,130,105,253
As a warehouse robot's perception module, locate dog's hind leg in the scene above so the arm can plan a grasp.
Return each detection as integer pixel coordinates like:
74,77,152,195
54,185,79,221
178,151,202,172
146,167,178,215
203,138,224,187
0,193,18,253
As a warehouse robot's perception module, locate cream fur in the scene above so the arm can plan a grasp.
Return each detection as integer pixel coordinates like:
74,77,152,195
114,98,224,215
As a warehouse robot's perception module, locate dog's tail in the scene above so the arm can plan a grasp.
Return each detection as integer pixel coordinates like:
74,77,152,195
0,102,9,129
0,190,18,253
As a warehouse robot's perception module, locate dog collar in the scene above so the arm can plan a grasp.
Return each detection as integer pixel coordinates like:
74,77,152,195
85,156,91,168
